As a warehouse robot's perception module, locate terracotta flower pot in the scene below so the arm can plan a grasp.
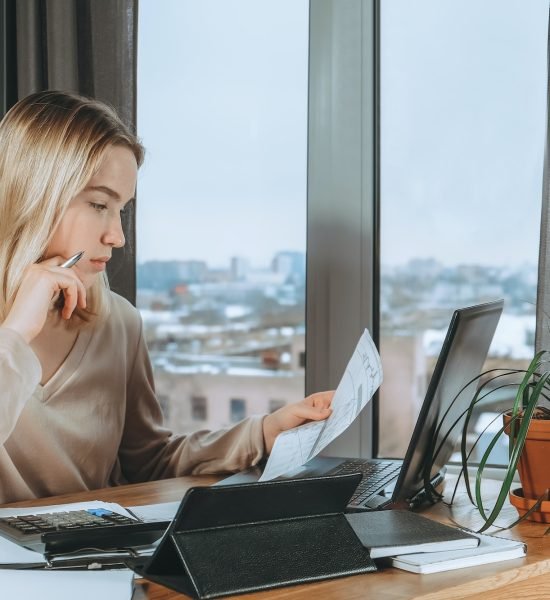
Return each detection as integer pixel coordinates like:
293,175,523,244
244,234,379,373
503,413,550,500
509,488,550,523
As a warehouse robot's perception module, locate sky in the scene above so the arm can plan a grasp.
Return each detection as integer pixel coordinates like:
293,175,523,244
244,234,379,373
137,0,548,269
137,0,308,267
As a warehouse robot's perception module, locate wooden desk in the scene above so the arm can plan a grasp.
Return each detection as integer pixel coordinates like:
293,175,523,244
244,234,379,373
4,476,550,599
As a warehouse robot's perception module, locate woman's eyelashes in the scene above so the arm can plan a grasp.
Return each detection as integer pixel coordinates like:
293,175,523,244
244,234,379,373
89,201,108,212
88,200,132,214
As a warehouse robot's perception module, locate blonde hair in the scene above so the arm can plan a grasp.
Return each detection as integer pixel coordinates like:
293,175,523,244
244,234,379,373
0,90,144,325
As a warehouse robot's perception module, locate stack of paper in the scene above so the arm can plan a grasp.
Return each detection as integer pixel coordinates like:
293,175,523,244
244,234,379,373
390,532,526,574
0,570,134,600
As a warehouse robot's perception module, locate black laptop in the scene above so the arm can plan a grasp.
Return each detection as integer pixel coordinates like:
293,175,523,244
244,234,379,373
217,300,504,511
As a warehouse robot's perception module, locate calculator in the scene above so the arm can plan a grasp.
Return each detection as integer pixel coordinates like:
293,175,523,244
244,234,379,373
0,508,170,557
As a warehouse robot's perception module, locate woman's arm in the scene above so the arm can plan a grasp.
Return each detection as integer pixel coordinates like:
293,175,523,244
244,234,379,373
0,328,41,444
0,255,84,445
118,327,267,480
117,313,333,481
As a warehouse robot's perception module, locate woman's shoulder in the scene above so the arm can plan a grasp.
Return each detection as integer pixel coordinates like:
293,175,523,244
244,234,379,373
104,291,143,341
86,292,145,369
108,291,142,324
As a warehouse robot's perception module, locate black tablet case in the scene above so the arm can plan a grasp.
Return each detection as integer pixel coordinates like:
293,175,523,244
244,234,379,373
133,473,376,599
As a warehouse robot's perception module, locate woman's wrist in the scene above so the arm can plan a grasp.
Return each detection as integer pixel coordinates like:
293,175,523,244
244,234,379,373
0,321,34,345
262,414,279,455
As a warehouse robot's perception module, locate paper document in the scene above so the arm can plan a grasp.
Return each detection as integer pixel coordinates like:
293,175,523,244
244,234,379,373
128,501,180,523
260,329,383,481
0,569,134,600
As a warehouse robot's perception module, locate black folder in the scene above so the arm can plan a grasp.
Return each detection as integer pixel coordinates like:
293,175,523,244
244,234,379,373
133,473,376,599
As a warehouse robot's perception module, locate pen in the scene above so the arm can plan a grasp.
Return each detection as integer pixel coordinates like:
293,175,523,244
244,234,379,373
60,251,84,268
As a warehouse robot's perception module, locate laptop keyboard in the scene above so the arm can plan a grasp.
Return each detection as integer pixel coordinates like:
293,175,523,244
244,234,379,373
326,460,401,507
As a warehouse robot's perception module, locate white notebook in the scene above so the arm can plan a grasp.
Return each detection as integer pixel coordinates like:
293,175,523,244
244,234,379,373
391,532,526,574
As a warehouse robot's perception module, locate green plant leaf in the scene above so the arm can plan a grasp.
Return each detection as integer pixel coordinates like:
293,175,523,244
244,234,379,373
475,369,550,532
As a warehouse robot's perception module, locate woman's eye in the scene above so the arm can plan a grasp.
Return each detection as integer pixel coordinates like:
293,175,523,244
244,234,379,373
89,202,108,212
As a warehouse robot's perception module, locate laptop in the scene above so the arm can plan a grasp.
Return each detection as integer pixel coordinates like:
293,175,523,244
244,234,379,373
217,300,504,511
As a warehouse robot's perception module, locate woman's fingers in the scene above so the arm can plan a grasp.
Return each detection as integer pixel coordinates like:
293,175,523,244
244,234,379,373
1,259,87,342
296,404,332,421
39,256,67,267
50,266,87,318
262,392,334,454
60,280,79,319
308,390,335,410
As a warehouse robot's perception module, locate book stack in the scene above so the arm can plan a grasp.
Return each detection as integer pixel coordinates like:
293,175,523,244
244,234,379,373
345,510,526,574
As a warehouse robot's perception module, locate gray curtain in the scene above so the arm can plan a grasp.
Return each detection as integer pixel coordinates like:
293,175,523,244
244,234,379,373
2,0,138,304
536,7,550,353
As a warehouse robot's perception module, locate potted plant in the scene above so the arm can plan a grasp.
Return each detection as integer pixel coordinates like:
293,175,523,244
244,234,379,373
423,351,550,532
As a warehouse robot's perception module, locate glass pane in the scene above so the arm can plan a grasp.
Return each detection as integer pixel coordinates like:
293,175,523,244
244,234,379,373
137,0,308,434
379,0,547,464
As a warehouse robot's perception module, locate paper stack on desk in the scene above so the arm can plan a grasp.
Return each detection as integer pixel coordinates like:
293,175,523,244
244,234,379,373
0,570,134,600
390,532,526,574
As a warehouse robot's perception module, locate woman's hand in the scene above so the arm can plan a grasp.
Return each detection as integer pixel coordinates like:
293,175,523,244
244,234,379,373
1,257,86,343
262,390,334,454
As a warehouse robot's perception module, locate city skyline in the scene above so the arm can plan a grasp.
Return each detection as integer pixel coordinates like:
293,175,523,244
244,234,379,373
136,251,538,271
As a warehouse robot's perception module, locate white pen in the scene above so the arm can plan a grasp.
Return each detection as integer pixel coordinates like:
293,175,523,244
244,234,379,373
60,251,84,268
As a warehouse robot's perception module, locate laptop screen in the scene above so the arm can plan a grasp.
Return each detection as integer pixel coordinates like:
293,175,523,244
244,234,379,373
391,299,504,505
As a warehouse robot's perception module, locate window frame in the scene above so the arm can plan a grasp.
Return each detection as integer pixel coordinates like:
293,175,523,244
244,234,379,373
306,0,380,458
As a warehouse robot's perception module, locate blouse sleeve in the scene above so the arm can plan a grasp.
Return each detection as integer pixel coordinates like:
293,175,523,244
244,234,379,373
0,327,41,445
118,317,266,483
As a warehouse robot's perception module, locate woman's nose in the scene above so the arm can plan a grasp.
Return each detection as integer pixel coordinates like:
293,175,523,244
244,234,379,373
102,216,126,248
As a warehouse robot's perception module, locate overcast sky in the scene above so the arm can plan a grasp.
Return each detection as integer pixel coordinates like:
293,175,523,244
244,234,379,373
137,0,548,268
137,0,308,267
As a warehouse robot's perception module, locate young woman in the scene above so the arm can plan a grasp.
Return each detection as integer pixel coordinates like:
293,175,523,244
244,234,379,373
0,90,332,504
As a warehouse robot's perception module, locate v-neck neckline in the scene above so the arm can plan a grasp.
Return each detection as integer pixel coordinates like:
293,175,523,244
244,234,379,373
38,326,93,401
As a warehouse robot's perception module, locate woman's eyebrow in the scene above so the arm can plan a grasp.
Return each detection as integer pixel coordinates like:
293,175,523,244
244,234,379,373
84,185,135,204
84,184,120,199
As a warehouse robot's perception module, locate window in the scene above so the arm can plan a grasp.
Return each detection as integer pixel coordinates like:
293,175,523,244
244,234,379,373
268,399,286,414
191,396,208,421
230,398,247,423
379,0,547,463
137,0,309,433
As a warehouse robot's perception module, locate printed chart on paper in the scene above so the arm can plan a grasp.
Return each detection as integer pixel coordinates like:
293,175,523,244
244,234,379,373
260,329,383,481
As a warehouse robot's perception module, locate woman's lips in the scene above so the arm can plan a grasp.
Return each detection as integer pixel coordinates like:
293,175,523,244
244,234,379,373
89,258,109,272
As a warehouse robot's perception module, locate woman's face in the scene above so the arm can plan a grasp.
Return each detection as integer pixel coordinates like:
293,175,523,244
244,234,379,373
46,145,138,289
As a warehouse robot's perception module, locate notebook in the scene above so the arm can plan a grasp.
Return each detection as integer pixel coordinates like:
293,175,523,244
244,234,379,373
218,300,504,512
345,510,479,558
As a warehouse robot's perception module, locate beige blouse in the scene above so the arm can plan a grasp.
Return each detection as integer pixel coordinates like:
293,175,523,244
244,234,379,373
0,292,265,504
